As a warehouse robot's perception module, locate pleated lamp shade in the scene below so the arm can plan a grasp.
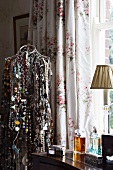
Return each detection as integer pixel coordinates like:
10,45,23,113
90,65,113,89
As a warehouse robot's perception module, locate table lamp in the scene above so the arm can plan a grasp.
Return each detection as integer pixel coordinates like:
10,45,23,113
90,65,113,134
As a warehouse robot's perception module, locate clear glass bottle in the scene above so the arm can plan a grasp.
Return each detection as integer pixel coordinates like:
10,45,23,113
73,129,86,154
89,126,102,155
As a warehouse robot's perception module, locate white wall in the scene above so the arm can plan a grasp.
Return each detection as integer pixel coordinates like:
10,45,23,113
0,0,30,109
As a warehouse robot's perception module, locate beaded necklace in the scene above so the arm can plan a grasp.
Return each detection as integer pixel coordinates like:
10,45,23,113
1,45,54,170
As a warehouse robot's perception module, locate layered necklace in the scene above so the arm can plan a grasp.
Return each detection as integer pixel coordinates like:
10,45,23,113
4,45,54,170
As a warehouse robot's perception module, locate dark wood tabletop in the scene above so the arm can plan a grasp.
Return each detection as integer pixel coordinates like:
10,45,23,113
32,150,111,170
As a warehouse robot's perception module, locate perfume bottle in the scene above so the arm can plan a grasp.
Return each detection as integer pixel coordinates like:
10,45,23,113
73,129,86,154
89,126,101,155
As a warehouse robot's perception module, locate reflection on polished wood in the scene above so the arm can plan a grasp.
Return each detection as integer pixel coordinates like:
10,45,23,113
32,150,106,170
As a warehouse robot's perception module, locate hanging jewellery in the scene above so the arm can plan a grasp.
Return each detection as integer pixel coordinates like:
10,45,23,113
1,44,54,170
32,52,54,152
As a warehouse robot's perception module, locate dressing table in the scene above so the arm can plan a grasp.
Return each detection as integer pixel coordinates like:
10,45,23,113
32,151,105,170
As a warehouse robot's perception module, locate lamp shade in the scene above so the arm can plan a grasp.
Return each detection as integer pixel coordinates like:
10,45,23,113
90,65,113,89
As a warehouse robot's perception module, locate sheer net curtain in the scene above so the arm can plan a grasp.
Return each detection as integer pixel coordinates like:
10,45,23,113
28,0,94,150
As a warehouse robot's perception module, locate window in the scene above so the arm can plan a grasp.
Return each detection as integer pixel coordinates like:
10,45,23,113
90,0,113,133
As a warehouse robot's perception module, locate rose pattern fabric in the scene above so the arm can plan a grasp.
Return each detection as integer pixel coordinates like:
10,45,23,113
28,0,94,150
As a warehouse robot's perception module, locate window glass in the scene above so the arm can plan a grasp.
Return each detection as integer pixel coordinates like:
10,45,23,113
105,29,113,64
99,0,113,133
100,28,113,131
105,28,113,131
105,0,113,22
91,0,113,133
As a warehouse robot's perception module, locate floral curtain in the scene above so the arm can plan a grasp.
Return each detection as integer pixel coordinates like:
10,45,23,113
28,0,94,150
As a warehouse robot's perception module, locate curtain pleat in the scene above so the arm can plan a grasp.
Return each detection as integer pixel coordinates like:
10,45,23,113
28,0,94,150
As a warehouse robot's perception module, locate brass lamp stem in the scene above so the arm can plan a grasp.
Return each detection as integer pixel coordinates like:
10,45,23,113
104,89,108,105
104,89,110,134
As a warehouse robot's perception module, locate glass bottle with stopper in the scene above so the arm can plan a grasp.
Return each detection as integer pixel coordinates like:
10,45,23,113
73,129,86,154
89,126,101,155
